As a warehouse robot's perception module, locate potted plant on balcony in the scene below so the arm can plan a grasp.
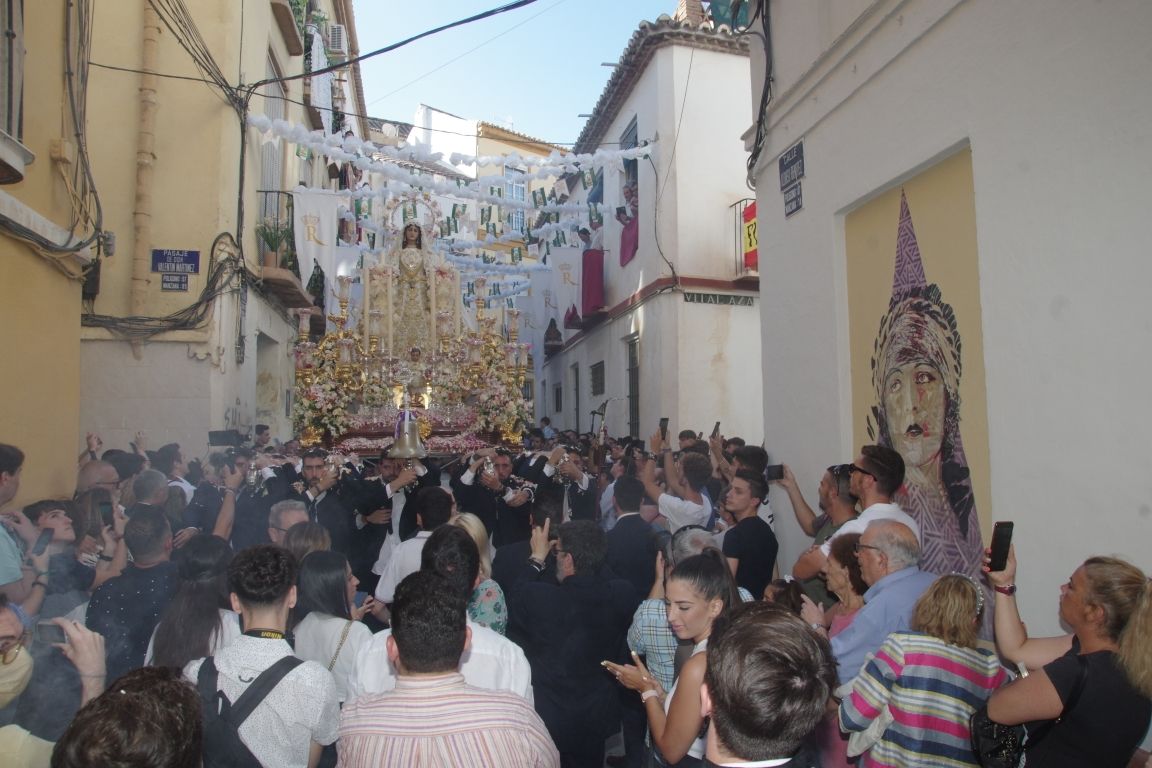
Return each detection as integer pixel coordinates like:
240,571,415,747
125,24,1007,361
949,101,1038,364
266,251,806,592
255,218,290,269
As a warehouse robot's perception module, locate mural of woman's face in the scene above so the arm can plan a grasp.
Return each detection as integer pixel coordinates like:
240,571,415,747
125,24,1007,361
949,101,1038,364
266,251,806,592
883,361,945,467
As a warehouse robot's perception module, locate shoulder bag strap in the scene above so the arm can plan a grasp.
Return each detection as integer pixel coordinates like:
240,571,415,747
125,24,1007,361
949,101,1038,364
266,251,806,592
196,656,220,707
328,621,354,671
229,656,305,727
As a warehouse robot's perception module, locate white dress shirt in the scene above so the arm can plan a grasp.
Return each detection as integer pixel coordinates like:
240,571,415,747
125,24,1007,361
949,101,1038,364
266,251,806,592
373,531,431,603
346,618,534,705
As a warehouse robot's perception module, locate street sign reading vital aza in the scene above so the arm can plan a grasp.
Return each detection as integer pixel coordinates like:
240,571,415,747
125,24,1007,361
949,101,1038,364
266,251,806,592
683,292,755,306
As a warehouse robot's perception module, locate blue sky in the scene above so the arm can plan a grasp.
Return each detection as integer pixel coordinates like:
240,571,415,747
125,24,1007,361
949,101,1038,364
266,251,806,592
350,0,677,145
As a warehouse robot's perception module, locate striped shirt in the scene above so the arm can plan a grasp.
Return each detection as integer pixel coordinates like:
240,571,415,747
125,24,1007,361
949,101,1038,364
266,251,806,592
337,672,560,768
840,631,1008,768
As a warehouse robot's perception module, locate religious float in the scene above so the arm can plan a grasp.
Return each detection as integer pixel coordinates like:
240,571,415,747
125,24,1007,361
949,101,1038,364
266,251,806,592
291,191,533,457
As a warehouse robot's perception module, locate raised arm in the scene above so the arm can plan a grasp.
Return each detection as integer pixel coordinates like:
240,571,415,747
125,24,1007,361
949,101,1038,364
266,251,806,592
640,456,665,509
709,434,734,483
985,545,1073,669
775,465,818,537
210,465,244,542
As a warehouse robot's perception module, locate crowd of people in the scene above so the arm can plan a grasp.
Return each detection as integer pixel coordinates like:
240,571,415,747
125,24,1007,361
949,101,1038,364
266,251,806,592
0,425,1149,768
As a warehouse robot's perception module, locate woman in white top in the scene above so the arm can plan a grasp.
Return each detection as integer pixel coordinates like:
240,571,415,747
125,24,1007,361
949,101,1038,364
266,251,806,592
291,550,375,703
149,534,240,668
605,547,739,767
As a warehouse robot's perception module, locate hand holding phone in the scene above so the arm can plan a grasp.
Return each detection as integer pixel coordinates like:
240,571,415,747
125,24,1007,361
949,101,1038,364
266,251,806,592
31,528,54,557
35,622,68,645
658,418,669,441
711,422,721,439
763,465,785,482
987,521,1014,572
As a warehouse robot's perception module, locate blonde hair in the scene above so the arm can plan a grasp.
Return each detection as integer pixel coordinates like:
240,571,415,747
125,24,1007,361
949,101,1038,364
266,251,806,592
911,574,981,649
1082,556,1152,697
449,513,492,579
282,522,331,564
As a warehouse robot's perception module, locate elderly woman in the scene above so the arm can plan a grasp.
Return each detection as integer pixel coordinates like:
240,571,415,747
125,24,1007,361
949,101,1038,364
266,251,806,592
840,574,1007,766
984,547,1152,766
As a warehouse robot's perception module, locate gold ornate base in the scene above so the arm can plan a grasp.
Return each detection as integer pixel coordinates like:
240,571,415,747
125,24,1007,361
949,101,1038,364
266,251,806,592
299,425,324,447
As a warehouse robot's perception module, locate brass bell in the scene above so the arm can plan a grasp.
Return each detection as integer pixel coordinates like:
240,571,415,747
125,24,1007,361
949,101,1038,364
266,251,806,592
390,414,427,459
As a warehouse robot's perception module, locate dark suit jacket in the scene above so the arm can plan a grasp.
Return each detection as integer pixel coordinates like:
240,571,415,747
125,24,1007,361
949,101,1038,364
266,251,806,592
510,567,638,753
306,491,353,556
605,513,658,599
451,471,532,546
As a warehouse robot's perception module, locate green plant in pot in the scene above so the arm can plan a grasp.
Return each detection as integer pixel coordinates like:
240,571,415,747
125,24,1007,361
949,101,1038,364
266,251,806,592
255,218,290,269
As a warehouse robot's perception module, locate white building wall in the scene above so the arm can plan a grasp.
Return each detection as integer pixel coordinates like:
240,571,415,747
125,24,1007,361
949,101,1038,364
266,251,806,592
750,0,1152,636
411,105,479,179
541,35,762,443
667,46,754,279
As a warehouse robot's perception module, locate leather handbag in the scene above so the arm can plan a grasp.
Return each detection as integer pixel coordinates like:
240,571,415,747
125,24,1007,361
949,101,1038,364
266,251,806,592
970,655,1087,768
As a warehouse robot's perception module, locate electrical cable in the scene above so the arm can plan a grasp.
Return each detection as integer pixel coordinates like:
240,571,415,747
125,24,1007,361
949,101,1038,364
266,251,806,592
742,0,773,188
82,232,245,340
249,0,541,91
87,61,622,147
645,155,680,288
0,0,103,255
368,0,569,106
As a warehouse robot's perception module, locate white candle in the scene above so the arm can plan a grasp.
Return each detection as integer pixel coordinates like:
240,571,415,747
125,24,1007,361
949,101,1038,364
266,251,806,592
362,267,371,341
429,262,438,352
386,267,394,356
455,270,462,335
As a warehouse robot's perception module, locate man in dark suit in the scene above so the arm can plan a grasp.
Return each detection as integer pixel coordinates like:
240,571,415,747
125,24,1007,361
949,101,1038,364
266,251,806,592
510,519,638,768
451,449,534,545
604,475,657,600
532,445,598,524
298,447,354,556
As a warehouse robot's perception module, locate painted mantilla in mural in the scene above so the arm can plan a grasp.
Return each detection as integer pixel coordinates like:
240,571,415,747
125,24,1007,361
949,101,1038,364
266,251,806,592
868,191,984,581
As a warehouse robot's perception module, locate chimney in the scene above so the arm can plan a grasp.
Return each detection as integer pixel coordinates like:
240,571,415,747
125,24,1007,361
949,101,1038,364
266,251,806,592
673,0,708,26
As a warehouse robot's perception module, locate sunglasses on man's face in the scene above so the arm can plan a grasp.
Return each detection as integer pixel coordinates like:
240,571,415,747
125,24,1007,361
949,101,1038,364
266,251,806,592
848,464,876,480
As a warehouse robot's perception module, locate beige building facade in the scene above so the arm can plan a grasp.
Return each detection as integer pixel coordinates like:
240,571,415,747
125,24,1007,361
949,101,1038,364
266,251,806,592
77,0,368,456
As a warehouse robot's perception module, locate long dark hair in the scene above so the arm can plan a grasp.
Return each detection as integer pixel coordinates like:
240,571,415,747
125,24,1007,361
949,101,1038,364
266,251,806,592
151,536,233,669
292,550,352,628
669,548,740,612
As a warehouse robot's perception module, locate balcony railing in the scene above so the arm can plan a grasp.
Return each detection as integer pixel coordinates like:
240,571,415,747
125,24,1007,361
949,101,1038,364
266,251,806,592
729,197,759,281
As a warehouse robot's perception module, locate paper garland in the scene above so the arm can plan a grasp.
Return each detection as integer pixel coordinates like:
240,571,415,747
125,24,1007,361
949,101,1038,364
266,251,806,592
247,114,654,214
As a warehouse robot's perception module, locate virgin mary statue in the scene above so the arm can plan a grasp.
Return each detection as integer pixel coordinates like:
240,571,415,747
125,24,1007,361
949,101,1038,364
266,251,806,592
391,222,434,357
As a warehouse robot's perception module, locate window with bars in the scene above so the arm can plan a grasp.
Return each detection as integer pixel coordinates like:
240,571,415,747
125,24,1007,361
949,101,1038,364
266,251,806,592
260,54,286,220
590,361,605,396
505,167,526,232
571,364,580,433
626,337,640,438
0,0,24,143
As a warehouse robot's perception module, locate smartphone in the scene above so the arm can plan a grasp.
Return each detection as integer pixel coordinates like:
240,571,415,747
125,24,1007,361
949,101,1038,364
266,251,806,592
34,622,67,645
97,500,115,529
764,464,785,482
31,528,54,556
711,421,721,439
988,521,1014,572
658,417,669,441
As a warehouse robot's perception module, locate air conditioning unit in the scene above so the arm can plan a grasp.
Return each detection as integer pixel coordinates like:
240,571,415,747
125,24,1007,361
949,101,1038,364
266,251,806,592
326,23,348,61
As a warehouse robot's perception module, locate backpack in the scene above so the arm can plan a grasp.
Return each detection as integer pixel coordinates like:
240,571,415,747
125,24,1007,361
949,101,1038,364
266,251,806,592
196,655,304,768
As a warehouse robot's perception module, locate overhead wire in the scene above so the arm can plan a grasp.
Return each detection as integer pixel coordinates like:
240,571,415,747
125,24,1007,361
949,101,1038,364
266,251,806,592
0,0,102,255
368,0,569,106
82,0,556,340
248,0,541,91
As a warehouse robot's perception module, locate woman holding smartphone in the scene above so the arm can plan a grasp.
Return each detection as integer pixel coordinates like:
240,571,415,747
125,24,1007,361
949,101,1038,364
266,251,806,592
984,546,1152,766
605,548,739,767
